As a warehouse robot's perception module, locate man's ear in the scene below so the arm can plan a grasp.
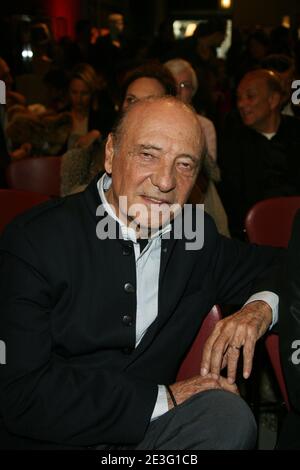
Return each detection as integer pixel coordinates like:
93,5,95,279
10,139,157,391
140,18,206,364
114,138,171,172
104,133,115,174
269,91,282,111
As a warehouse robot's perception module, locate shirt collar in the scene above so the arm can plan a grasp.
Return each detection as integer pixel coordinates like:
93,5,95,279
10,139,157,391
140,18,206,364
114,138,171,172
97,173,171,244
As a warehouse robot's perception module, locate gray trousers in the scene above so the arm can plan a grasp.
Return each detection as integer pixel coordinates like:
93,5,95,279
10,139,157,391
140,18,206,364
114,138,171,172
98,389,257,450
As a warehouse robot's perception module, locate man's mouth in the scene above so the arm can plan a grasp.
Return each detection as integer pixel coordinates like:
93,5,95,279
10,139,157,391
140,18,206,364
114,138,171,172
241,110,253,118
141,195,172,205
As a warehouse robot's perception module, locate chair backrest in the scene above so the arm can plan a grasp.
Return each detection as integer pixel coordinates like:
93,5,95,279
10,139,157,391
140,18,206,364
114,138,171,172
265,334,291,411
0,189,49,233
245,198,295,411
176,305,222,381
245,196,300,247
6,157,62,197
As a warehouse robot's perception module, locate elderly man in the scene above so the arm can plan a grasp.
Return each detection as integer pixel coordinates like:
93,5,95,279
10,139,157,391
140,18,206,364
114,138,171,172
219,69,300,239
0,97,280,450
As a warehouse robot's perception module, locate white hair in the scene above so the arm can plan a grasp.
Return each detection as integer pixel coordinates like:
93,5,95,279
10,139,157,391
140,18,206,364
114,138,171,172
164,58,198,97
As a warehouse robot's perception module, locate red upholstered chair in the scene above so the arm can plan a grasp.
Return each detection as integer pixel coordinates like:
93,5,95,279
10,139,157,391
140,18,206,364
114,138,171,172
244,197,300,411
176,305,222,381
265,334,291,411
244,196,300,248
6,156,62,197
0,189,49,233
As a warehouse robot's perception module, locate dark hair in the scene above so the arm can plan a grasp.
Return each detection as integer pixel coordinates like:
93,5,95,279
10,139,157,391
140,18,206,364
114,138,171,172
247,30,270,49
194,18,226,39
31,23,51,47
44,67,69,90
261,54,294,73
120,62,177,103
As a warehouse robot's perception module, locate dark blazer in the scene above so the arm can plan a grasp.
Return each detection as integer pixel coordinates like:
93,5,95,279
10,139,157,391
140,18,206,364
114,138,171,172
278,210,300,448
0,175,281,449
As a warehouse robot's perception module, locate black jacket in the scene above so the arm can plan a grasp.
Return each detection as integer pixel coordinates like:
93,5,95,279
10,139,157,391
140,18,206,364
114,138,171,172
0,175,281,448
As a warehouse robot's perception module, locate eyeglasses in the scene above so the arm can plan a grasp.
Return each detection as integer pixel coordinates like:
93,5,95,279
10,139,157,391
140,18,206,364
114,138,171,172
177,81,194,90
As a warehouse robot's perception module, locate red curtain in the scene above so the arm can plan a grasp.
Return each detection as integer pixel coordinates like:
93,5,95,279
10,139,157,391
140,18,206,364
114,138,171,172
43,0,82,40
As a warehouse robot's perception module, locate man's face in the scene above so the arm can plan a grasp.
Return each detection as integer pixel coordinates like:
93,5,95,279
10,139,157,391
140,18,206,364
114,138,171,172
105,100,203,231
174,69,194,105
237,75,275,131
109,14,124,35
122,77,166,111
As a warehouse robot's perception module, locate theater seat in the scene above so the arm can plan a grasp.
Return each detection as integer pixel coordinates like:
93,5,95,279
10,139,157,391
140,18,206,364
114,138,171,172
244,197,298,411
244,196,300,248
0,189,49,233
176,305,222,381
6,156,61,197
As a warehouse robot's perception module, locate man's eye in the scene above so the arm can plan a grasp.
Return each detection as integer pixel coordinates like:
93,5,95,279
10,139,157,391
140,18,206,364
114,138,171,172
125,96,136,105
141,153,153,159
178,161,192,170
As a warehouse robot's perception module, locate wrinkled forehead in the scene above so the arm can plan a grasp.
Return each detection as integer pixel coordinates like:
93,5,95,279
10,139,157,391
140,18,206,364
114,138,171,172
124,100,204,151
238,75,269,94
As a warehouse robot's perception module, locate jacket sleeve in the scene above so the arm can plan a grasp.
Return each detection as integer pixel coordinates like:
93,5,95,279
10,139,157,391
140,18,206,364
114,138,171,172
210,221,283,306
0,223,157,447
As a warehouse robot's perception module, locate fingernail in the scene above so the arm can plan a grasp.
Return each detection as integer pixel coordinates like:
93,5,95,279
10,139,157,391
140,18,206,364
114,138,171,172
201,367,208,376
211,373,219,380
227,377,234,384
244,371,250,379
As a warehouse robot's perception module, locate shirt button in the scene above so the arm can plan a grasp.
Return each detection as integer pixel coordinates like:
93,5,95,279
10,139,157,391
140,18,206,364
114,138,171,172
122,314,133,326
122,246,132,256
124,282,135,294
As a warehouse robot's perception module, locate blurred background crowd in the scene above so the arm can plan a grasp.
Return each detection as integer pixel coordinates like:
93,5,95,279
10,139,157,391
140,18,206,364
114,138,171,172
1,0,300,240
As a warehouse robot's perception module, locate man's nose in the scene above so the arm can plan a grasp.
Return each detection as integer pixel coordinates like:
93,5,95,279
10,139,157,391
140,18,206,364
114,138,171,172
150,163,176,193
237,96,246,110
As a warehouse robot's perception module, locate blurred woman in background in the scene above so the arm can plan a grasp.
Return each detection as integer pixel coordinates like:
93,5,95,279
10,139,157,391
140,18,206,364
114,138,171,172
164,58,230,236
119,61,177,110
68,63,115,149
61,62,176,196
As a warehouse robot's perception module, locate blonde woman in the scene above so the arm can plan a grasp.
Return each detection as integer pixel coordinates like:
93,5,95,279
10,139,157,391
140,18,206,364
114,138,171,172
68,63,115,149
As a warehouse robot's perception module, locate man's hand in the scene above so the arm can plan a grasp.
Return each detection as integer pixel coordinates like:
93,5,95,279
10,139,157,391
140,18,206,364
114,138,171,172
200,300,272,384
167,373,239,409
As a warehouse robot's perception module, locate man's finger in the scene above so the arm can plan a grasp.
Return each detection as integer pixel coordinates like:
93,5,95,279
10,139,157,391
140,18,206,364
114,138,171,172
242,333,256,379
200,326,222,376
218,375,240,395
226,345,241,384
207,335,230,379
